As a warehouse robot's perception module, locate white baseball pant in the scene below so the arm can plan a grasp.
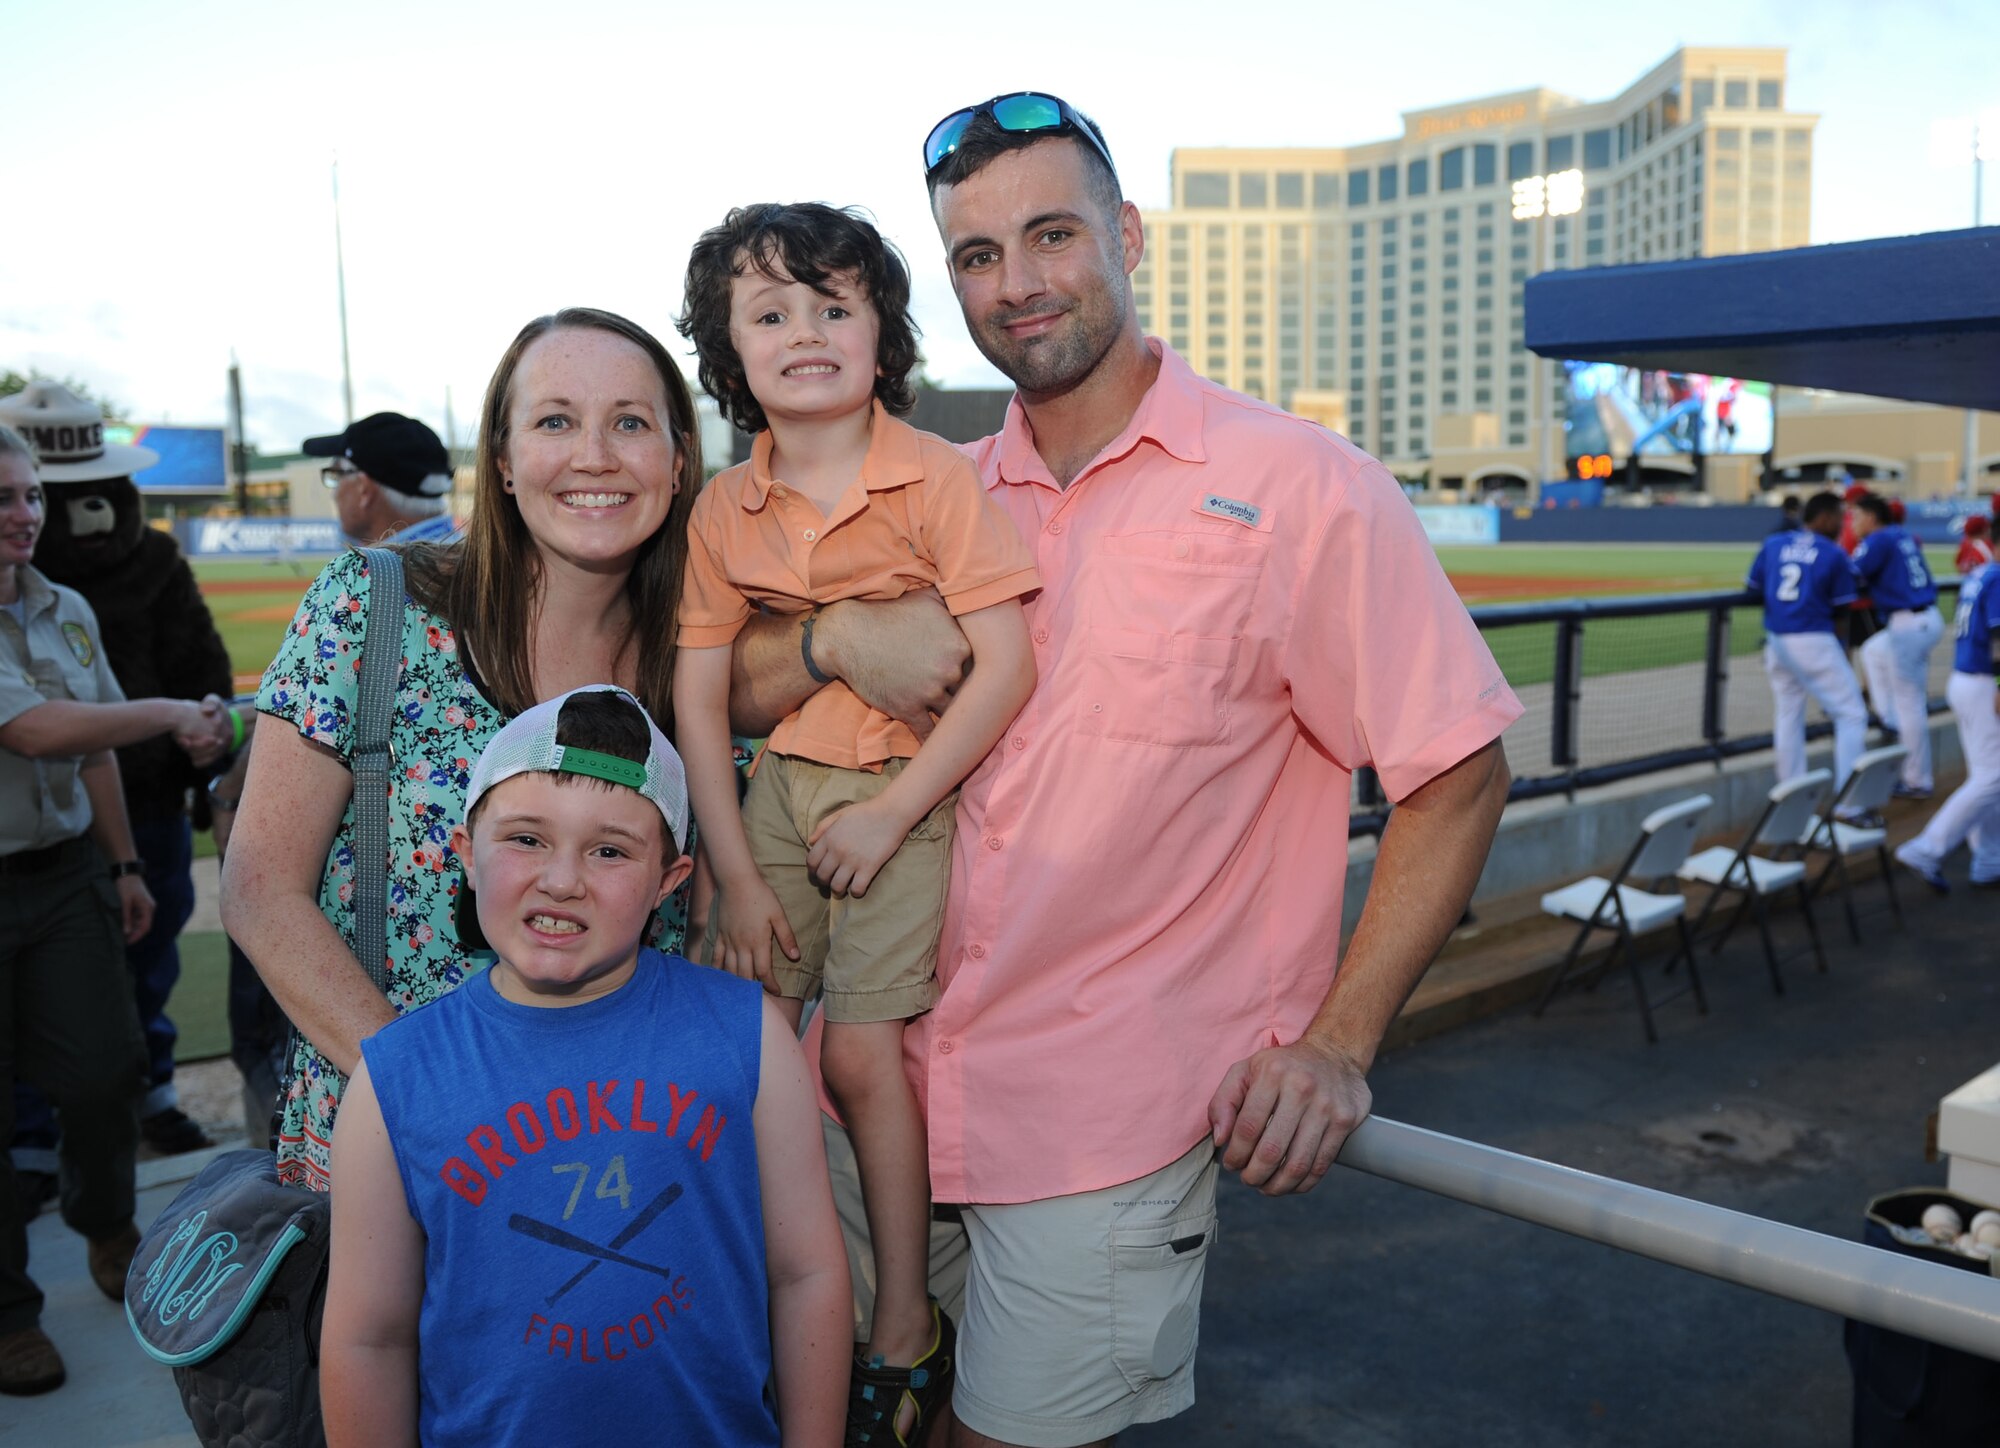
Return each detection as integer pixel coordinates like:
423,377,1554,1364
1765,631,1869,794
1900,671,2000,883
1860,606,1943,791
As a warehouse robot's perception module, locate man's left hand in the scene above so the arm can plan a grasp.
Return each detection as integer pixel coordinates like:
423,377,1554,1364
1207,1036,1372,1196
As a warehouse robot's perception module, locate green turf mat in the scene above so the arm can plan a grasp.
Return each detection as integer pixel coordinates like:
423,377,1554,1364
170,929,232,1063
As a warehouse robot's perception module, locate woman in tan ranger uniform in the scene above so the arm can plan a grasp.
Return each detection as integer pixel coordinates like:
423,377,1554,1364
0,422,229,1396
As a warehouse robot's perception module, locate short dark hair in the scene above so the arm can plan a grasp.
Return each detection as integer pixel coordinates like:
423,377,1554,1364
1856,494,1894,525
677,204,921,436
1779,493,1801,511
1803,490,1844,526
924,109,1122,220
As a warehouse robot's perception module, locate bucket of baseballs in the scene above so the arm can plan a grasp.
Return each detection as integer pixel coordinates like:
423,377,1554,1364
1863,1187,2000,1276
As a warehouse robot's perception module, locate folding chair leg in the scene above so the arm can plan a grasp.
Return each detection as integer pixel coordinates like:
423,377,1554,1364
1831,854,1861,945
1618,926,1658,1044
1582,929,1625,994
1674,915,1709,1015
1878,845,1904,927
1533,922,1593,1019
1798,883,1829,974
1751,893,1787,996
1685,883,1723,953
1712,891,1752,956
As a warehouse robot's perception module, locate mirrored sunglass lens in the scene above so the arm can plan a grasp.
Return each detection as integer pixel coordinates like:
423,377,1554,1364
925,111,977,170
990,94,1064,133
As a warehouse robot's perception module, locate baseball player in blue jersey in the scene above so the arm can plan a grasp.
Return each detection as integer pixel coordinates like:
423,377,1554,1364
1746,491,1869,801
1894,562,2000,893
1851,494,1944,797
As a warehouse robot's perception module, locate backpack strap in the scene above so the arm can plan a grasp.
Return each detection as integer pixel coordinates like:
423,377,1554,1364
350,546,405,995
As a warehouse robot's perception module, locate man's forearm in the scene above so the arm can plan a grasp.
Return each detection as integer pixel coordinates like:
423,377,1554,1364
729,611,819,739
1304,741,1510,1072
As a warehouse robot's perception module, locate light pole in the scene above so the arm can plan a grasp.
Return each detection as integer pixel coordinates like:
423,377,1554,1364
1932,111,1995,496
1514,169,1585,500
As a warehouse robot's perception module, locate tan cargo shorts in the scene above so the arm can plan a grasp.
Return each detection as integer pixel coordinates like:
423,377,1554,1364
736,752,953,1024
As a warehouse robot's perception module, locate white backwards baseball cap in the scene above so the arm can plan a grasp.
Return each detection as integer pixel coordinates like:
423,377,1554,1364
456,686,689,950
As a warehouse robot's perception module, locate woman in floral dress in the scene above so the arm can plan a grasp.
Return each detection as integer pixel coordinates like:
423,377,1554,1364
221,309,701,1189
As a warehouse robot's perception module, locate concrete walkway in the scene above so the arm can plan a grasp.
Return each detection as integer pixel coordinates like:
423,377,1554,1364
9,1149,222,1446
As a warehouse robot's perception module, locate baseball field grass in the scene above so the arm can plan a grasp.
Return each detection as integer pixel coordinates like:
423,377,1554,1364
196,541,1963,695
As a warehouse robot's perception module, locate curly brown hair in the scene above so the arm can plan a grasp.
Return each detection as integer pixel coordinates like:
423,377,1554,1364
677,203,922,435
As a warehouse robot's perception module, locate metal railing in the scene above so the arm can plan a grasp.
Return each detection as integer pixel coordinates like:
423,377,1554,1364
1341,1116,2000,1361
1352,582,1962,835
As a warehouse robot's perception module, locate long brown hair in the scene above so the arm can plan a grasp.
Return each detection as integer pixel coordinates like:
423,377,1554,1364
403,308,700,733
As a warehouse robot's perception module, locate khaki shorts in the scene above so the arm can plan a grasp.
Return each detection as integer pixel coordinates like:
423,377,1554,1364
736,753,951,1024
823,1116,1219,1447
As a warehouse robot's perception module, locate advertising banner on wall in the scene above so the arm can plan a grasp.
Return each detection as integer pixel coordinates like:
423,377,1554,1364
181,517,342,556
1414,505,1501,546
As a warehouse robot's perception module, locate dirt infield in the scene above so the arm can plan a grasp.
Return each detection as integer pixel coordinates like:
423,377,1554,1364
1449,573,1714,603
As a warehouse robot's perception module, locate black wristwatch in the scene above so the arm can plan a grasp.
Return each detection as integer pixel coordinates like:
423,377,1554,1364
800,607,836,686
108,858,146,880
207,778,240,812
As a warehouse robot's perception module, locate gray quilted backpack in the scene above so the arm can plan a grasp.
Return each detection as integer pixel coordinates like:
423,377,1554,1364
125,1150,329,1448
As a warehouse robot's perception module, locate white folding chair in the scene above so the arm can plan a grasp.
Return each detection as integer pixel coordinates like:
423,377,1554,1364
1679,769,1834,995
1797,745,1907,943
1535,794,1712,1044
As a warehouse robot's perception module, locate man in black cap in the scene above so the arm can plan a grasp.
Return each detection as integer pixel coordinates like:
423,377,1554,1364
304,412,459,546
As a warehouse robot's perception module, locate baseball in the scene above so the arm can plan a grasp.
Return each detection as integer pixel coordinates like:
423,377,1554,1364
1975,1220,2000,1248
1969,1209,2000,1235
1921,1203,1963,1242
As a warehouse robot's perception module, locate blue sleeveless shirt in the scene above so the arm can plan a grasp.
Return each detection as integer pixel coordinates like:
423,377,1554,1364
361,950,779,1447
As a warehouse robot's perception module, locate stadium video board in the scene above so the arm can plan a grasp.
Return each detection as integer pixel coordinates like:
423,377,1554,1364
105,424,228,492
1562,362,1773,463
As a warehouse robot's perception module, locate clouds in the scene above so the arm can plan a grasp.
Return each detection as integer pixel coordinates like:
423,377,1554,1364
4,0,1996,450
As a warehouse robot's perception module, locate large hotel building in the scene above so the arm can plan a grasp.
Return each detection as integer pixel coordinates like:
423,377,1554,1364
1132,46,1816,490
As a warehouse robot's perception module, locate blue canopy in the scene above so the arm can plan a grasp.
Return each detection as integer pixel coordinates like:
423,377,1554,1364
1525,226,2000,411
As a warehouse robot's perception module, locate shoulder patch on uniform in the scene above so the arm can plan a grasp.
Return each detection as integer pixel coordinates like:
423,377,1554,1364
1195,494,1270,531
61,621,94,666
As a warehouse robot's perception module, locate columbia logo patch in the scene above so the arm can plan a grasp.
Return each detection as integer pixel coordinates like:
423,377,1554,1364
1199,494,1263,529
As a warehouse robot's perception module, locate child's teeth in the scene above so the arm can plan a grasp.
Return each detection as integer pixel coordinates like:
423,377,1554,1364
531,914,582,934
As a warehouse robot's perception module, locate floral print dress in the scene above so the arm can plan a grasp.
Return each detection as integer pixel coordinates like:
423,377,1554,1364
257,550,688,1189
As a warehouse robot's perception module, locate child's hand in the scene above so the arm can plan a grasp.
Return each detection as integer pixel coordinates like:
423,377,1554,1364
717,876,800,991
806,799,910,898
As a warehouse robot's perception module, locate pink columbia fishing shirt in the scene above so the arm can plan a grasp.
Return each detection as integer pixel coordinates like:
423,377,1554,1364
907,342,1522,1205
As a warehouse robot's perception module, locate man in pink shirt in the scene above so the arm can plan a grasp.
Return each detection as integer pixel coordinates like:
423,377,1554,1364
730,94,1521,1448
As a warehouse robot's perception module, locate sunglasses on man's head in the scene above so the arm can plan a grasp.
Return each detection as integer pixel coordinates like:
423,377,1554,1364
923,92,1118,183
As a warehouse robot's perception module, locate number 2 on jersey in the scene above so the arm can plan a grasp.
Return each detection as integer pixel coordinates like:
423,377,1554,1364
1776,562,1803,603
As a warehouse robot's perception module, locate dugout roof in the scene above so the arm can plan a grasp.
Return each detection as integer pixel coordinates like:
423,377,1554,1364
1524,225,2000,411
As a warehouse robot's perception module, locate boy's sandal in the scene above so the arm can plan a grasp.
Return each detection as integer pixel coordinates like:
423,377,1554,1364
845,1299,957,1447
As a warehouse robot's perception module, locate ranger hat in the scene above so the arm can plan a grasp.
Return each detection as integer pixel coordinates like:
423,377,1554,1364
0,382,158,482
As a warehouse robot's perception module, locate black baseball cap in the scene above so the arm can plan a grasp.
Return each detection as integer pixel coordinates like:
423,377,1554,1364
303,412,452,498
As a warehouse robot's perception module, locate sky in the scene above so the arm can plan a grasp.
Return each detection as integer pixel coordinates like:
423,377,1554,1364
4,0,1996,452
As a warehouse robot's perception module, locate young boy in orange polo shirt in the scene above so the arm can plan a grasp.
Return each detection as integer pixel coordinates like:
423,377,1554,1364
673,203,1037,1445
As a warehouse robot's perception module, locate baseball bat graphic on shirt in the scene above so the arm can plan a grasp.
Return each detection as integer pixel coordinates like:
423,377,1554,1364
507,1208,680,1283
541,1182,684,1306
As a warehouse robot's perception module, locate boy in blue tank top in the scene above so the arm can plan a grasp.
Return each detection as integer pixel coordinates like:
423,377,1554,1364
321,687,850,1447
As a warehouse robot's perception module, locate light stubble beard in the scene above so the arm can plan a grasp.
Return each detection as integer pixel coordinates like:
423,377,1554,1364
970,256,1132,400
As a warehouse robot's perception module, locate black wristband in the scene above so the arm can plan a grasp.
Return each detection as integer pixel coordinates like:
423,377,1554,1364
800,608,836,686
108,858,146,880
